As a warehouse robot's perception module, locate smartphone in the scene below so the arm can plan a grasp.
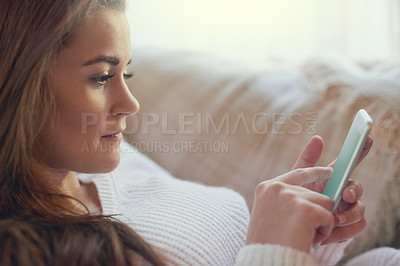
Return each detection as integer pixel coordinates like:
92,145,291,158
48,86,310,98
322,109,373,213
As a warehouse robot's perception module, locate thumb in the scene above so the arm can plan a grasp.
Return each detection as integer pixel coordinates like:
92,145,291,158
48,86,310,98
277,167,333,186
292,135,324,170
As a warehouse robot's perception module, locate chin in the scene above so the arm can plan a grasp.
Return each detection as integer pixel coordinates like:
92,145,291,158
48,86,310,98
77,149,121,174
66,137,123,173
95,152,121,173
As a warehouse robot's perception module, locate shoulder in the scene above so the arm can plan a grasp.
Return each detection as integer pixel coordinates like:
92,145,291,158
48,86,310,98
82,140,251,265
116,140,248,208
118,139,169,176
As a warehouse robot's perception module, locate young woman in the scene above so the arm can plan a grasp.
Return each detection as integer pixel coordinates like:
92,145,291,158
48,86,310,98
0,0,377,265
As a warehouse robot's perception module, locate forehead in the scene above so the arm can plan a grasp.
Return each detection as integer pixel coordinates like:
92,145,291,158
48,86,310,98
59,8,131,65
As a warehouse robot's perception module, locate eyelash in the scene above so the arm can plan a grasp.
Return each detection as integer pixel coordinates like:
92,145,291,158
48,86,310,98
92,73,134,86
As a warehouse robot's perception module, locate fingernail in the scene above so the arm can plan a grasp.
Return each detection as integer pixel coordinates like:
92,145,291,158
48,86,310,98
326,167,333,177
367,138,373,146
335,215,347,224
350,188,357,201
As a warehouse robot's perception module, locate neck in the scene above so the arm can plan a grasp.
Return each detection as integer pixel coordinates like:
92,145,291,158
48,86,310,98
42,168,102,215
42,168,88,214
45,169,80,196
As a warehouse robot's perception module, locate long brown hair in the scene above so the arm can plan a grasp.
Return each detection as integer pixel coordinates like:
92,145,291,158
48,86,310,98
0,0,165,265
0,212,163,266
0,0,125,217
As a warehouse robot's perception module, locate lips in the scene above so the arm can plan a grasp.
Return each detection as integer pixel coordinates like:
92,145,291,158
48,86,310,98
101,128,125,138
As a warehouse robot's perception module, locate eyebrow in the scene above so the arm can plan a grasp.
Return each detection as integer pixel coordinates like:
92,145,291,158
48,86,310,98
82,56,119,66
82,56,131,66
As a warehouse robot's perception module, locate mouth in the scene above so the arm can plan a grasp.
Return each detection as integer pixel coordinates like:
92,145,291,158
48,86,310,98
101,128,125,139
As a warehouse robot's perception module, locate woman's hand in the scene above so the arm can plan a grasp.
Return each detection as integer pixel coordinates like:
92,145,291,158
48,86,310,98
246,167,335,252
292,135,372,245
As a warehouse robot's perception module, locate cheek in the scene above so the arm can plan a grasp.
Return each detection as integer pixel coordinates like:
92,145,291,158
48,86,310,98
56,90,104,142
45,90,120,173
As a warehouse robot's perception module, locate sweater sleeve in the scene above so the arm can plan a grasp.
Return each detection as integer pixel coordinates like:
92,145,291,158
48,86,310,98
235,244,316,266
310,240,352,266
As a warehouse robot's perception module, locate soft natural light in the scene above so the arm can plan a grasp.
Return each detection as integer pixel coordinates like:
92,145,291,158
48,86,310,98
127,0,400,63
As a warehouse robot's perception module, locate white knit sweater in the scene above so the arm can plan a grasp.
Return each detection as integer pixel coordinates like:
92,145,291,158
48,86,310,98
78,141,352,266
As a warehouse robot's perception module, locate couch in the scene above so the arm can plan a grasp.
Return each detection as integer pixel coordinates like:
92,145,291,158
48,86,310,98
123,48,400,263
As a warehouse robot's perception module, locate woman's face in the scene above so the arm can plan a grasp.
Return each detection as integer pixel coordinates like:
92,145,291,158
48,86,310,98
41,8,139,174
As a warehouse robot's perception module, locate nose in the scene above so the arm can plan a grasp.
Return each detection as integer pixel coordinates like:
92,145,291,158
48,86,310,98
110,79,140,117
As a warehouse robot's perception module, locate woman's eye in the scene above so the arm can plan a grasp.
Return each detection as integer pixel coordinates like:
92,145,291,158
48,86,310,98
123,73,134,80
92,73,133,86
92,74,115,86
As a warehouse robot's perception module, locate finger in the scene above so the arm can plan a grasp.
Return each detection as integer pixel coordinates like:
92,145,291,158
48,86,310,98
322,218,367,245
281,184,334,211
334,200,365,226
311,204,335,244
301,190,333,212
327,159,336,168
292,135,324,169
342,180,363,203
277,167,333,186
355,136,373,167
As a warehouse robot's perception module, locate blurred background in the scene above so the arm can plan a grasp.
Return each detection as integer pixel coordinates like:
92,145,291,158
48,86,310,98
125,1,400,258
127,0,400,64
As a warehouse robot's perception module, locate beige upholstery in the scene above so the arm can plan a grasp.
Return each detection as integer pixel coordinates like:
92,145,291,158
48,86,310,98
124,48,400,261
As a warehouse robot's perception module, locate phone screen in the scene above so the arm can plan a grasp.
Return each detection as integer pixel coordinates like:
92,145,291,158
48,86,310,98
322,110,372,213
